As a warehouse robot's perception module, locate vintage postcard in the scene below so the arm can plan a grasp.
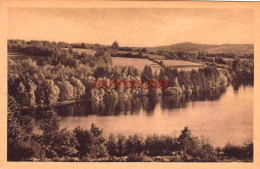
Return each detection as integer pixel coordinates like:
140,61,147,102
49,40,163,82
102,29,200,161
0,1,259,169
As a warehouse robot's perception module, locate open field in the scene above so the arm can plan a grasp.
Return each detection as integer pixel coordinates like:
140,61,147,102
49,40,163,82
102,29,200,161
8,51,21,59
112,57,207,72
145,53,167,60
158,59,206,71
176,67,206,71
117,51,167,60
111,57,162,72
159,59,204,66
73,48,96,55
206,44,254,55
64,48,97,55
8,50,26,60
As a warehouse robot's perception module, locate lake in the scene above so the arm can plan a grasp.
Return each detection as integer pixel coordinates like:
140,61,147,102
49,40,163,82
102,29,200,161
29,84,253,147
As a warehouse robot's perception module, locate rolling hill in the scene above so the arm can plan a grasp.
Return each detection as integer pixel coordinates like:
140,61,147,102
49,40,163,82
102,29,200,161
148,42,254,55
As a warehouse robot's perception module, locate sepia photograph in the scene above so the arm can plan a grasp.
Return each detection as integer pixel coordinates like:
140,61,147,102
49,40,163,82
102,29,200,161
6,7,254,163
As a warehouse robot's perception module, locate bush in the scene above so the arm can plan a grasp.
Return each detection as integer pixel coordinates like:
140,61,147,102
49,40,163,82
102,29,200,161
223,142,253,160
105,134,118,156
8,141,35,161
73,124,108,159
169,153,183,162
163,87,183,95
125,134,144,155
126,153,151,162
144,135,177,156
177,127,217,162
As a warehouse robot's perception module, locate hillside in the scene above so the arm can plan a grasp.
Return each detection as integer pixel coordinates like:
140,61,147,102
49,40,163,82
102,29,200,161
148,42,254,55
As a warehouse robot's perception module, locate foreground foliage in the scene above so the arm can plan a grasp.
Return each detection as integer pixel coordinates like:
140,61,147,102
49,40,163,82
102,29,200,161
8,98,253,162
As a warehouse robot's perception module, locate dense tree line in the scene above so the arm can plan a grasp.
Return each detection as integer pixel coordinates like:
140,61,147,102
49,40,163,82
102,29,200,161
8,55,230,107
8,39,112,67
8,97,253,162
151,49,254,62
232,58,254,83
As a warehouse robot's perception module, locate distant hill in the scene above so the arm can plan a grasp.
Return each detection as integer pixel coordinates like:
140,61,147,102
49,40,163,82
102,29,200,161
148,42,254,55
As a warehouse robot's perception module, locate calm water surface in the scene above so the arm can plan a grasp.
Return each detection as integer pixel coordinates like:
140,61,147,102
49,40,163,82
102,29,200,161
31,85,253,147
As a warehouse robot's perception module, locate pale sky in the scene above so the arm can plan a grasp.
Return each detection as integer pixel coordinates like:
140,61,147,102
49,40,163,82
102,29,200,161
8,8,254,47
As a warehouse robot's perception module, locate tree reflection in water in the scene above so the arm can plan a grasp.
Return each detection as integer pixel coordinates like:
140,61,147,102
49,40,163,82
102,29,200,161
23,86,237,120
232,80,253,92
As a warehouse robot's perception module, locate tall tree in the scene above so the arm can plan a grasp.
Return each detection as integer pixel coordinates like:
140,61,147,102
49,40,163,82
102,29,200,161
141,65,153,83
73,124,108,158
44,79,60,105
105,134,118,156
39,110,61,158
8,96,34,161
28,81,37,106
17,82,28,106
57,80,74,101
69,77,85,99
111,41,119,50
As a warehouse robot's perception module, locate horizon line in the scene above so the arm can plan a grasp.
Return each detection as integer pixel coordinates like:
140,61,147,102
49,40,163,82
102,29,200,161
7,38,254,48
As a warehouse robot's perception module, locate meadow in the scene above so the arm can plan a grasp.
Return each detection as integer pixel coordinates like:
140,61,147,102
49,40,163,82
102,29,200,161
7,50,24,60
115,51,206,71
111,57,162,72
117,51,168,60
63,48,97,55
158,59,205,71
